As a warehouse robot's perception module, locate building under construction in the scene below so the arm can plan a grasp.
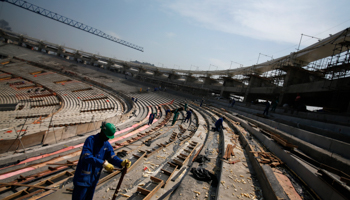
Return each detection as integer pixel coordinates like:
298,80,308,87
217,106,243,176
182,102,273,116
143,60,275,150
0,1,350,198
0,27,349,200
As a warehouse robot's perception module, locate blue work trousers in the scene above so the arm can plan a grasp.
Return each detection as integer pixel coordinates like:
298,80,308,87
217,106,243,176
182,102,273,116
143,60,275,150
72,184,96,200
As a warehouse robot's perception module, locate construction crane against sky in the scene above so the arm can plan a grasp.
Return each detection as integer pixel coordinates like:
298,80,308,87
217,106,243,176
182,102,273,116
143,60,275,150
1,0,144,52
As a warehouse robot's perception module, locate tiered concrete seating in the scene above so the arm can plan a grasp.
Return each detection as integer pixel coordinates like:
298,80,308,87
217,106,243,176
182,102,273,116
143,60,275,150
0,63,123,138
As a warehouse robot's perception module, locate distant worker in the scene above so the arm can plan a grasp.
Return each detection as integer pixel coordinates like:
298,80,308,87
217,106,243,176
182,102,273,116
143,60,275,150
135,98,138,103
131,97,134,102
231,99,236,107
172,109,179,126
271,99,278,112
214,117,225,131
165,109,171,116
184,109,192,123
263,101,270,116
155,108,158,118
184,102,188,111
200,99,204,107
148,113,154,125
73,123,131,200
293,94,301,114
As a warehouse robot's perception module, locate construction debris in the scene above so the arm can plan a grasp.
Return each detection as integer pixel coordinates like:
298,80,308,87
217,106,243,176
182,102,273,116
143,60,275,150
252,151,283,167
222,159,241,164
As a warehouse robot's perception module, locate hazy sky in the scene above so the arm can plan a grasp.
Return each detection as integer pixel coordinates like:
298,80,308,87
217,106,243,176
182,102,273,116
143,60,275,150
0,0,349,71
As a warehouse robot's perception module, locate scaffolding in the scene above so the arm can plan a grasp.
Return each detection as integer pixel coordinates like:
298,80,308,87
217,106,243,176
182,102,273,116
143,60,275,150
323,29,350,80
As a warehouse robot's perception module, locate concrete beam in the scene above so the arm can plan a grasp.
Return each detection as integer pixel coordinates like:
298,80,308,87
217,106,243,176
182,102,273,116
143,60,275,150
282,65,324,87
222,77,244,87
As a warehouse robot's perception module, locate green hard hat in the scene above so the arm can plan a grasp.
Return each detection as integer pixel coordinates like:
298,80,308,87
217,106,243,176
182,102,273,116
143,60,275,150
101,123,116,139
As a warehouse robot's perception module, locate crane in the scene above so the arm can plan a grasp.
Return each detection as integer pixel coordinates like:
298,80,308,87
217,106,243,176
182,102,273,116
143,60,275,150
1,0,144,52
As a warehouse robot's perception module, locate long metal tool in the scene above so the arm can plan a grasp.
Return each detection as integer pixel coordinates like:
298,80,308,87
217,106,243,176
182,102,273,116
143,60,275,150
111,167,127,200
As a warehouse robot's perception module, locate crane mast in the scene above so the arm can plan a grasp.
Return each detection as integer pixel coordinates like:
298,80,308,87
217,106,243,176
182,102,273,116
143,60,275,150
2,0,144,52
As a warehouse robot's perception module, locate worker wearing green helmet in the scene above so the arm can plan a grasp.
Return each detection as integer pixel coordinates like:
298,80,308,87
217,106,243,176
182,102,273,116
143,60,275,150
73,122,131,200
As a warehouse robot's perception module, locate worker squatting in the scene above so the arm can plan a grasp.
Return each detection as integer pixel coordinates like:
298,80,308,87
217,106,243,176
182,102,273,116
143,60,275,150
73,122,131,200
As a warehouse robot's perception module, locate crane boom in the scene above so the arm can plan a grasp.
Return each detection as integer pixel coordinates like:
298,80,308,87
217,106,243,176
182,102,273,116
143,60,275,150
2,0,144,52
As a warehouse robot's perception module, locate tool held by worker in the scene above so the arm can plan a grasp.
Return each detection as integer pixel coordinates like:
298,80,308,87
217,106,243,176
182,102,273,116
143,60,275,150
112,167,128,200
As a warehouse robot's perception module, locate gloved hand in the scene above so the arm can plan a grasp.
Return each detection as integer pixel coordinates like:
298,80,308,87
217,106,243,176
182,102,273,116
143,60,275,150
121,159,131,168
103,160,114,172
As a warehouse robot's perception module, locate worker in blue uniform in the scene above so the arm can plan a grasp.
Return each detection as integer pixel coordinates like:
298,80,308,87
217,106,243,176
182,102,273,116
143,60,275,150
72,122,131,200
165,109,170,116
184,109,192,123
214,117,225,131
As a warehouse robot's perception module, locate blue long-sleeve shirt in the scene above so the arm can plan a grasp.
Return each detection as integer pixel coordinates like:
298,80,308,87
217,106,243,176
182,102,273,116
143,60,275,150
186,110,192,119
215,118,224,129
73,134,123,187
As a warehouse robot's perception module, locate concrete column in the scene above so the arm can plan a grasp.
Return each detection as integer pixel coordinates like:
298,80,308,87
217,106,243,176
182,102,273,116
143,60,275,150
122,64,130,72
74,52,82,62
139,67,147,75
185,75,197,84
90,57,97,66
154,70,163,77
243,75,261,103
279,65,324,105
57,47,66,57
282,65,323,87
18,36,24,46
38,42,47,53
107,60,114,69
168,73,180,81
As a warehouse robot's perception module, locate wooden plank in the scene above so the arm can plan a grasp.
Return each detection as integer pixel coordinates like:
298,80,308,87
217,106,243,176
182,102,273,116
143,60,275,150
163,165,177,187
340,177,350,186
161,168,172,176
137,187,151,195
180,153,188,158
172,159,183,166
0,183,58,190
167,162,177,168
3,170,74,200
26,175,74,200
15,189,44,200
142,179,164,200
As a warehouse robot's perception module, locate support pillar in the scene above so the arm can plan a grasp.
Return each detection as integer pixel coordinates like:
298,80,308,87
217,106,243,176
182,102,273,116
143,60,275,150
279,65,323,105
185,75,197,84
168,73,180,81
57,47,66,58
74,52,82,62
139,67,147,75
18,36,24,47
154,70,164,78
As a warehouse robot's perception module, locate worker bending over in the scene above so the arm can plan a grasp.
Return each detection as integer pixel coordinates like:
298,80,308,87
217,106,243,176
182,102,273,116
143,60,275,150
73,122,131,200
214,117,225,131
